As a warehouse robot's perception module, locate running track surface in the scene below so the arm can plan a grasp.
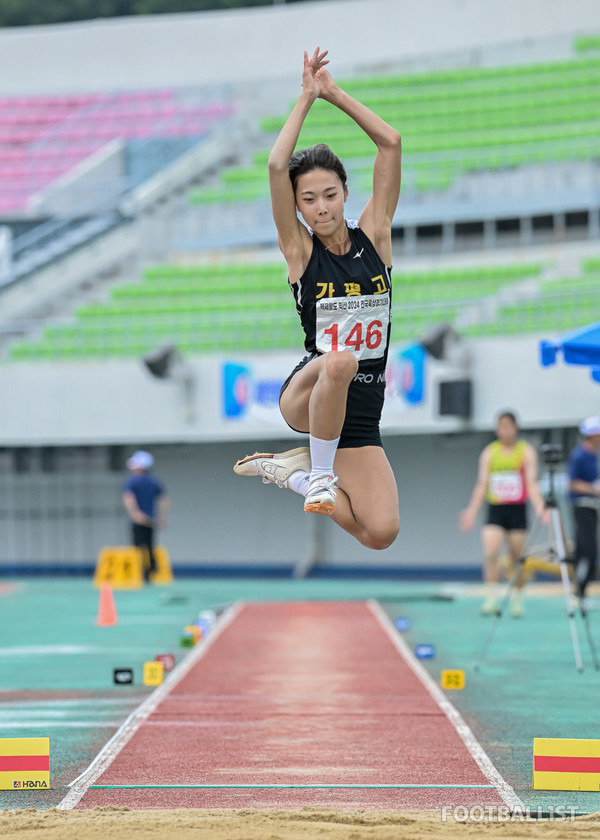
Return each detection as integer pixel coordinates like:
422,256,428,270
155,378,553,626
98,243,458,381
74,602,508,810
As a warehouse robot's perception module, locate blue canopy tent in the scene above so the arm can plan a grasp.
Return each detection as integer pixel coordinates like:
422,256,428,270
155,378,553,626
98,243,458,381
540,321,600,384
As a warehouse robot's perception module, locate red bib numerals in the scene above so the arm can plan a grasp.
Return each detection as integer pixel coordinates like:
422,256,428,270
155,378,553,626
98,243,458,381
316,294,389,361
324,320,383,353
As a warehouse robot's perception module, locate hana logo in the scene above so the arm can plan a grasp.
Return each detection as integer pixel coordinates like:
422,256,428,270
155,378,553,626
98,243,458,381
222,362,284,419
222,363,251,418
15,780,48,788
386,344,425,405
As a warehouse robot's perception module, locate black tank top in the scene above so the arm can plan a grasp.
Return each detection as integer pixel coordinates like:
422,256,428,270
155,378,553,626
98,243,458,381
290,220,392,380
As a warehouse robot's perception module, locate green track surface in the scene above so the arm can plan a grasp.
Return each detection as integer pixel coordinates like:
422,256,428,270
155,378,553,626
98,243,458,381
384,586,600,814
1,578,599,813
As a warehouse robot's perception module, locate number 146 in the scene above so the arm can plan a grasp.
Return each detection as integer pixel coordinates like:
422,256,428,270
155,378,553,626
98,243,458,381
324,320,383,352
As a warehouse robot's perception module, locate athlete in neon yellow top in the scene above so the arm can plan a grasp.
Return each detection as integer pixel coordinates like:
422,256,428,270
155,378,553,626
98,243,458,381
459,412,545,617
486,439,528,505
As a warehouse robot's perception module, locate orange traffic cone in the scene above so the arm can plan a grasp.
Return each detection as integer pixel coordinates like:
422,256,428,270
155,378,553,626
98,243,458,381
96,582,118,626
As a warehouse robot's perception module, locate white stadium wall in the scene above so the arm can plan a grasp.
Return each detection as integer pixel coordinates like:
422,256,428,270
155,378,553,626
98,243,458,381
0,431,491,572
0,430,573,573
0,336,593,571
0,0,598,94
0,337,596,446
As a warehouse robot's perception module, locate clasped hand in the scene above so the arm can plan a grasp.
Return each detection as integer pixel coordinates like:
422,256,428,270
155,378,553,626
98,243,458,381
302,47,337,100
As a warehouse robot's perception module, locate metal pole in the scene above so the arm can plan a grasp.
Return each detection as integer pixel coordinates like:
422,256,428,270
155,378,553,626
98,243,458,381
551,506,583,672
473,559,522,672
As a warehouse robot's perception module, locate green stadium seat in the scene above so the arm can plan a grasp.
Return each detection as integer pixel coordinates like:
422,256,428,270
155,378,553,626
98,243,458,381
12,52,600,361
574,35,600,53
209,55,598,205
582,257,600,273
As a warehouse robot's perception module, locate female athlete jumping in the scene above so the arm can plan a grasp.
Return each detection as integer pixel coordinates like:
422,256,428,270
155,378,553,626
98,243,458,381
234,47,402,550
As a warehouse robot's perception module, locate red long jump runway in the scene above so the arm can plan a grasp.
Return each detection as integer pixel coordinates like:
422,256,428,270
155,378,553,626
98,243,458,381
64,601,521,811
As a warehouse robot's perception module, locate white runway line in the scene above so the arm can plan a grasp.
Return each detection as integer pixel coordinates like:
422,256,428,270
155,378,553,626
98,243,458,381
0,645,168,656
0,696,141,728
56,602,244,810
0,721,124,729
367,599,525,812
0,697,139,707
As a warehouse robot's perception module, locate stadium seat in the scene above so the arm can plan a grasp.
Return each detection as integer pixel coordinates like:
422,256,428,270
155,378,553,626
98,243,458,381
9,259,550,361
0,88,235,214
190,55,600,207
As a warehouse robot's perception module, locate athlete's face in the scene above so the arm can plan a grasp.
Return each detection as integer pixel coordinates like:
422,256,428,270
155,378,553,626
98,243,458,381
295,168,348,234
496,417,518,445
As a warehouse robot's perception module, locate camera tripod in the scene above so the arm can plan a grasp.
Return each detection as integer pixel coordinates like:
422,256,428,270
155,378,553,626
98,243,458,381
474,455,599,673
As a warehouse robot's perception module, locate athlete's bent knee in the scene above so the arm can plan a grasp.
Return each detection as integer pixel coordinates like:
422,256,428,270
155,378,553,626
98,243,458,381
323,350,358,387
363,519,400,551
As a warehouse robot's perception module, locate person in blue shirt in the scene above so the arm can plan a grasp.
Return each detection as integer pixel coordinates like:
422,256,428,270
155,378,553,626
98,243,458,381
122,450,169,583
568,417,600,601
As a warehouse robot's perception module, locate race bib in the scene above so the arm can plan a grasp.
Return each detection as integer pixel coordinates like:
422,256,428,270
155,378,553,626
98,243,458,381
315,293,390,361
489,471,523,503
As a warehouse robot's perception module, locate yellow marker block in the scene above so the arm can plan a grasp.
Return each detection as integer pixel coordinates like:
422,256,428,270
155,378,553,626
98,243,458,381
94,546,173,588
440,669,465,690
0,737,50,790
94,547,143,590
143,661,164,686
146,546,174,585
533,738,600,791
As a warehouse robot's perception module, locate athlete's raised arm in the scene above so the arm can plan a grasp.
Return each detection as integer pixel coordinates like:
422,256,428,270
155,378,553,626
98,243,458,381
268,48,329,268
317,71,402,266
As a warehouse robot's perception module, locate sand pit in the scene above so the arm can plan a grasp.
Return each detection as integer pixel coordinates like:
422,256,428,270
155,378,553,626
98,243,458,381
1,807,599,840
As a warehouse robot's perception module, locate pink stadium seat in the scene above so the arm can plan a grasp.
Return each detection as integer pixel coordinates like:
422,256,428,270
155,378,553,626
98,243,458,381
0,150,25,163
0,196,22,211
0,86,233,216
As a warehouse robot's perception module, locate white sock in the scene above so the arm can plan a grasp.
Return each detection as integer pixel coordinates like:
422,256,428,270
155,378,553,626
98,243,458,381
288,471,310,496
309,434,340,482
484,582,500,604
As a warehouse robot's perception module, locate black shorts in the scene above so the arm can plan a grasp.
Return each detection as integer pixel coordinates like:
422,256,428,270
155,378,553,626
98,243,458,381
486,503,527,532
279,352,384,449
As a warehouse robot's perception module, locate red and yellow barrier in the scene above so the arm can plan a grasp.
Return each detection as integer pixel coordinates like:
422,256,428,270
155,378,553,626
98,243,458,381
0,738,50,790
533,738,600,791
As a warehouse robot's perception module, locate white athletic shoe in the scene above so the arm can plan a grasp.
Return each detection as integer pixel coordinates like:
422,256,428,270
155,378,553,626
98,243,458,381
303,474,337,516
510,592,525,618
480,598,498,616
509,600,525,619
233,447,311,489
